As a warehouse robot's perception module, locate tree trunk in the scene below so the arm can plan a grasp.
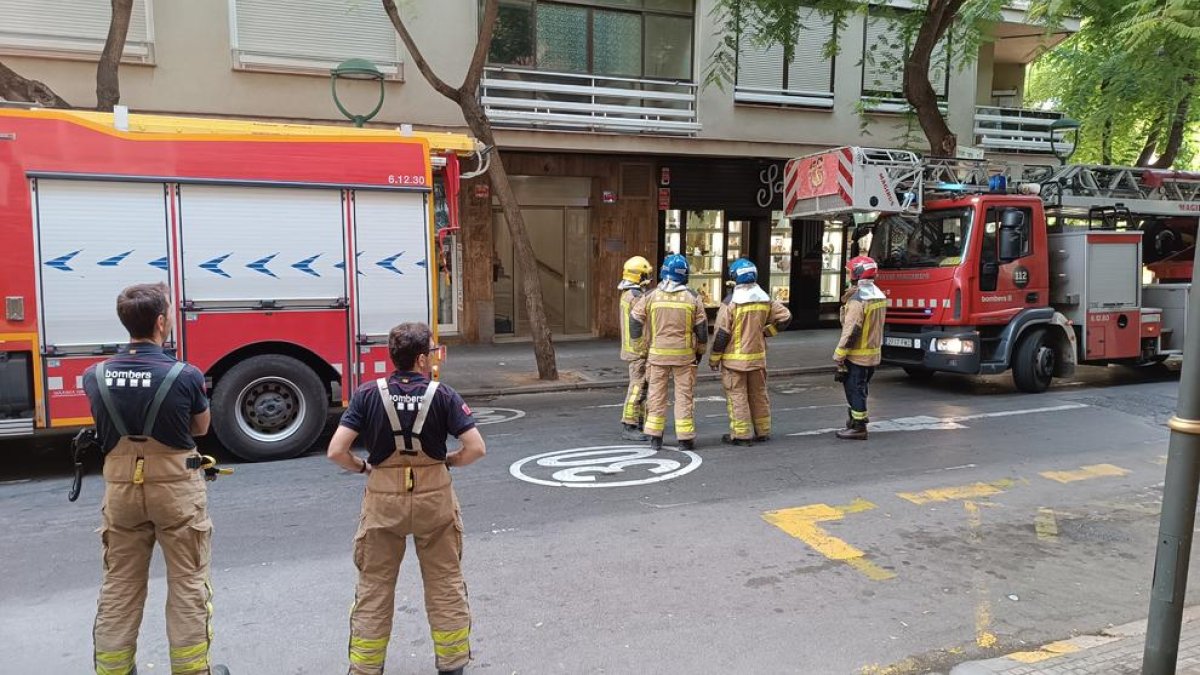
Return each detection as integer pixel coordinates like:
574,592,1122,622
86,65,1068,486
1150,83,1194,169
0,61,70,108
1099,80,1113,165
461,99,559,380
903,0,965,157
1136,121,1162,167
96,0,134,111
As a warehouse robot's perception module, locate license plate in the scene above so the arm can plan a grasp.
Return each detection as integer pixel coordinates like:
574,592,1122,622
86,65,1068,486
884,337,915,348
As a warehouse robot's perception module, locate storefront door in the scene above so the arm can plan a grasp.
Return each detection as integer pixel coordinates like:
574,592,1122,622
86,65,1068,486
492,206,591,337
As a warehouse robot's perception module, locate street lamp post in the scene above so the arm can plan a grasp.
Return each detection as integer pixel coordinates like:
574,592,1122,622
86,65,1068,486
1048,116,1081,165
330,58,386,128
1143,251,1200,674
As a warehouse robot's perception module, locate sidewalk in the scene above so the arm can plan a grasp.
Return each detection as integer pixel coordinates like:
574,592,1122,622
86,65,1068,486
950,607,1200,675
445,329,841,397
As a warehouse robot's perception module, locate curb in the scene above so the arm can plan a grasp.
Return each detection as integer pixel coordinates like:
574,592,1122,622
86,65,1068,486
458,364,837,398
948,606,1200,674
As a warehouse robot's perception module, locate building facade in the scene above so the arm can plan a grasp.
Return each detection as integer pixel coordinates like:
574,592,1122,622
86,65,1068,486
0,0,1075,342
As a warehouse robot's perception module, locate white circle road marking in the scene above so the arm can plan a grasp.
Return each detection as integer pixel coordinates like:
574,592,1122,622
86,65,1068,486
472,407,526,426
510,445,702,488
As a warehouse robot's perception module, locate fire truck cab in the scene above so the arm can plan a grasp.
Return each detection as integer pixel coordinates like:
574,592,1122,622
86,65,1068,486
0,108,475,460
784,147,1198,393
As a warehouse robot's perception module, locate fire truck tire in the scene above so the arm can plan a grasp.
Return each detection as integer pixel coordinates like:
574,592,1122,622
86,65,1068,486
211,355,329,462
902,366,937,381
1012,329,1054,394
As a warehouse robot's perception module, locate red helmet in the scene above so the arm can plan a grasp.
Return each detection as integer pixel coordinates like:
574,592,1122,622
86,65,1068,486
846,255,878,282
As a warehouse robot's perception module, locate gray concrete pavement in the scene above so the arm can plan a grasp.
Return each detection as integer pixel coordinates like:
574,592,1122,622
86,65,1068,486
0,364,1191,674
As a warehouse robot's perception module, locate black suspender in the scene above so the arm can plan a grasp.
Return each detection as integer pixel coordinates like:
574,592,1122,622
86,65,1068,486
95,361,186,440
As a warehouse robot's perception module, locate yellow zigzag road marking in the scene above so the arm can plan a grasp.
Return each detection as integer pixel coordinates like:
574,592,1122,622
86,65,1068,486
1040,463,1131,484
762,498,894,581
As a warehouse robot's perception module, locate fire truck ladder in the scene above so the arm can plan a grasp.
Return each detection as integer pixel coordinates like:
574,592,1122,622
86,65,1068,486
1035,164,1200,218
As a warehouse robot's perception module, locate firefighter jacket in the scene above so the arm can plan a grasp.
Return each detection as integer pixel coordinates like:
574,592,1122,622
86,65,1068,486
709,284,791,372
836,281,887,367
630,281,708,367
618,283,648,362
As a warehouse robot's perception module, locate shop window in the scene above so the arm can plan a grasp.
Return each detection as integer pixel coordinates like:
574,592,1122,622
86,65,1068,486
861,8,949,103
735,6,834,108
487,0,695,81
0,0,154,63
230,0,403,78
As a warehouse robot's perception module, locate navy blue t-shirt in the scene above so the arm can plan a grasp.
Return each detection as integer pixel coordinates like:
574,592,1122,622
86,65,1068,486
339,371,476,466
82,343,209,453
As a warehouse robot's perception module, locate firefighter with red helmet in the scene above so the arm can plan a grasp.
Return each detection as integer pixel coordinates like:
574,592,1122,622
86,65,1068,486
834,255,887,440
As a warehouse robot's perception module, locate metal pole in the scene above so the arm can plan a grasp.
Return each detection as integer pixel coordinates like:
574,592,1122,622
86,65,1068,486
1144,248,1200,674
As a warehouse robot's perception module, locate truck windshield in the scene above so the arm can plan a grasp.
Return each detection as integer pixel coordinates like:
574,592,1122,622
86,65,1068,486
870,207,973,269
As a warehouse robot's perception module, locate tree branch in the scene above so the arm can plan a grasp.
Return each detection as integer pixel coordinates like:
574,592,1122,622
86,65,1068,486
459,0,500,96
96,0,134,111
381,0,461,103
0,60,70,108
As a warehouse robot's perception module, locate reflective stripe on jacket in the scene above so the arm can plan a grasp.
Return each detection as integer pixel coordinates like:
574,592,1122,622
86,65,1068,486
710,298,791,371
630,287,708,366
836,290,887,367
619,289,646,362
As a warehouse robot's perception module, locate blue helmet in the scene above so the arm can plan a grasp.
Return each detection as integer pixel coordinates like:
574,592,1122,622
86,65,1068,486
729,258,758,285
661,254,690,284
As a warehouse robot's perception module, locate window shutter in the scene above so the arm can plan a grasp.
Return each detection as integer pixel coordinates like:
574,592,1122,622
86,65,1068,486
234,0,401,76
736,31,784,90
0,0,152,61
862,12,904,97
786,8,833,94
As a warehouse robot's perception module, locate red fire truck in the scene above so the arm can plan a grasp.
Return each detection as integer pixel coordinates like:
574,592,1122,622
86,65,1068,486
784,147,1199,393
0,108,474,460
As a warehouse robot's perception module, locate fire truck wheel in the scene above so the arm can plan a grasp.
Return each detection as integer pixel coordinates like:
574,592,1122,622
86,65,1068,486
902,366,936,381
1012,329,1055,394
211,355,329,462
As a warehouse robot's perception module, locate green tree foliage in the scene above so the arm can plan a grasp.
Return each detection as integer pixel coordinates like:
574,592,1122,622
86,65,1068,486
1022,0,1199,167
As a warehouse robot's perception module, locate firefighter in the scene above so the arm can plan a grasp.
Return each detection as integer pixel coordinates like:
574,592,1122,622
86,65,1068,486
81,283,231,675
618,256,654,441
630,254,708,450
834,255,887,440
328,322,485,675
709,258,791,446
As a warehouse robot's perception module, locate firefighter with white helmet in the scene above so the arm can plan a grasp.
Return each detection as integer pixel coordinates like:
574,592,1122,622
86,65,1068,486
834,255,887,440
709,258,791,445
630,254,708,450
618,256,654,441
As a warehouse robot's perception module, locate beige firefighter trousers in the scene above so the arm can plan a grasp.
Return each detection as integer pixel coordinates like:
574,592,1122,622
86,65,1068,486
94,439,213,675
621,359,648,426
348,452,471,674
643,363,698,441
720,368,771,440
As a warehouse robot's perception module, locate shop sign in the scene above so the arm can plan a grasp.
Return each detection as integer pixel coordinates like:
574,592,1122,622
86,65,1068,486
473,183,490,199
657,188,671,210
756,163,784,208
660,166,671,186
602,190,617,204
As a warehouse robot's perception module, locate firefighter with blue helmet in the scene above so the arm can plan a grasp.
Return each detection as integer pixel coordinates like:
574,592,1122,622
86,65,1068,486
630,254,708,450
709,258,791,445
618,256,654,441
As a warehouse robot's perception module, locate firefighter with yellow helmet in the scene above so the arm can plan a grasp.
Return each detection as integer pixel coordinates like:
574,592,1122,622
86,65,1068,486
709,258,791,445
618,255,654,441
630,254,708,450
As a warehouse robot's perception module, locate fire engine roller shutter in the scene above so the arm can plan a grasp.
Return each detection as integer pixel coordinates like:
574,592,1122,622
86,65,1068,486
178,185,346,305
352,190,430,338
33,180,171,350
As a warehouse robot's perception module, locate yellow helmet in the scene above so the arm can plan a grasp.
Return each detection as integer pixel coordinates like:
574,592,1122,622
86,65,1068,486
622,256,653,286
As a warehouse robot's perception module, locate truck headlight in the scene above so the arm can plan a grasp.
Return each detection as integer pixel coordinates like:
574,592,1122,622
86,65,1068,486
933,338,975,354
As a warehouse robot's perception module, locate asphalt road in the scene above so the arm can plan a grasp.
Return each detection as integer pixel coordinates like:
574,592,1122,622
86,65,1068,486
0,364,1189,674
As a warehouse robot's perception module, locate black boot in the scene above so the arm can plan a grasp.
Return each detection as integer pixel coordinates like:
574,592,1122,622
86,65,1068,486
836,421,868,441
211,666,231,675
754,434,770,443
622,423,649,442
721,434,754,447
678,439,696,451
649,435,663,451
438,668,465,675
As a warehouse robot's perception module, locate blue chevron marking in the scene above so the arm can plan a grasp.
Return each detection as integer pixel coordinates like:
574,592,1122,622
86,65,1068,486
376,252,405,275
200,254,232,278
247,253,279,278
415,258,427,269
148,256,170,272
335,251,365,276
44,250,81,272
291,254,321,278
98,250,133,267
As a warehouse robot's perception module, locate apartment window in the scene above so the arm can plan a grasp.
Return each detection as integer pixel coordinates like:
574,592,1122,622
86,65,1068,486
230,0,402,78
488,0,694,81
862,8,949,102
735,6,835,108
0,0,154,62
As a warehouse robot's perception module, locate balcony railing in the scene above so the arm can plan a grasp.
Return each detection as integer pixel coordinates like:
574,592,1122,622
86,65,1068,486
481,66,700,136
975,106,1073,155
735,85,834,109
